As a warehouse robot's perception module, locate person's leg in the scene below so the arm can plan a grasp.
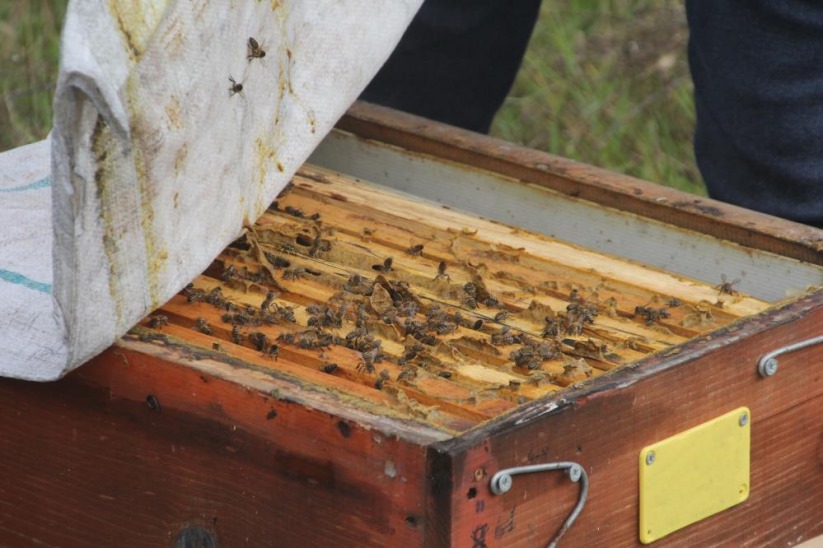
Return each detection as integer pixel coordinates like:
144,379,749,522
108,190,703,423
361,0,542,134
687,0,823,227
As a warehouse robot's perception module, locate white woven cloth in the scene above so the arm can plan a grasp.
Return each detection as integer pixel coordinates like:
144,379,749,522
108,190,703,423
0,0,421,380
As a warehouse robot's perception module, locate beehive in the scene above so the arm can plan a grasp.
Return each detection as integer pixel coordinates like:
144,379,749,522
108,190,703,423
3,105,821,547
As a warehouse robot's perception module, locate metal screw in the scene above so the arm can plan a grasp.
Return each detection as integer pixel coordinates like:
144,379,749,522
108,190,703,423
567,464,583,482
761,357,779,377
739,413,749,427
645,451,656,465
495,473,513,494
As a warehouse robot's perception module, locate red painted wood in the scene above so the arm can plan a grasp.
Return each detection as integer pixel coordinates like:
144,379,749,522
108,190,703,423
439,291,823,547
0,346,429,547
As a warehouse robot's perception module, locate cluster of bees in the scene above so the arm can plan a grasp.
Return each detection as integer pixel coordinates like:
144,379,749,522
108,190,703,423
145,190,748,400
173,232,614,393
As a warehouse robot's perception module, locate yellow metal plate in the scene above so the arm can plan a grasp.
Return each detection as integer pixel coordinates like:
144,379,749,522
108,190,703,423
639,407,750,544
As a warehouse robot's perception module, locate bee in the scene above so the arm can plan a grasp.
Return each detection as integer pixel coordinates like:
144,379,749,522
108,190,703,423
494,310,509,322
221,264,237,282
321,363,339,374
148,315,168,329
405,244,424,256
434,260,450,282
206,287,225,307
261,290,277,312
381,308,397,325
666,297,683,308
228,76,244,96
355,304,371,327
248,331,269,352
183,285,206,303
275,305,297,323
716,274,741,296
400,343,424,364
297,329,331,350
541,316,560,338
437,371,453,379
403,318,427,339
344,273,373,296
484,297,501,308
374,369,390,390
195,317,213,335
535,340,562,360
433,321,457,335
396,301,419,318
308,235,331,258
307,303,344,329
510,346,534,366
276,332,296,345
511,346,544,370
285,205,306,218
247,37,266,60
222,312,257,326
372,257,393,273
357,359,376,375
564,318,585,336
419,334,438,346
397,367,418,384
264,344,280,360
425,306,447,322
231,325,243,345
471,319,484,330
463,282,478,308
634,306,671,326
491,325,519,346
567,302,598,322
565,302,597,335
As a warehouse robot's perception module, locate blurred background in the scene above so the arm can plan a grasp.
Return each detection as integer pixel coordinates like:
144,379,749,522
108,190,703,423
0,0,702,194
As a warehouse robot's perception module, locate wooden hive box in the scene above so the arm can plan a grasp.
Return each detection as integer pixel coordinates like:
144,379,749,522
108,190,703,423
2,103,822,547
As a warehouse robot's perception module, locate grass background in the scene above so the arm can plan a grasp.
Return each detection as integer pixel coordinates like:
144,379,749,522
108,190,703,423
0,0,703,194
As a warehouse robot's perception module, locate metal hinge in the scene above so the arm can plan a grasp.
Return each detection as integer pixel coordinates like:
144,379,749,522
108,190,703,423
489,461,588,548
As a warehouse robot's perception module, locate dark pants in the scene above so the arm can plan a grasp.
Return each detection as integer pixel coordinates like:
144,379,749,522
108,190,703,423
687,0,823,227
361,0,542,134
364,1,823,226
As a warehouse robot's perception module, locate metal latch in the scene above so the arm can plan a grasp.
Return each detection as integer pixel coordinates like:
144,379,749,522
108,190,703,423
489,461,589,548
757,335,823,377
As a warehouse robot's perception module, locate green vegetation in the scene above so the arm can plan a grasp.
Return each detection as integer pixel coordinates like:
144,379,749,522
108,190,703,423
491,1,703,194
0,0,66,150
0,0,702,194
